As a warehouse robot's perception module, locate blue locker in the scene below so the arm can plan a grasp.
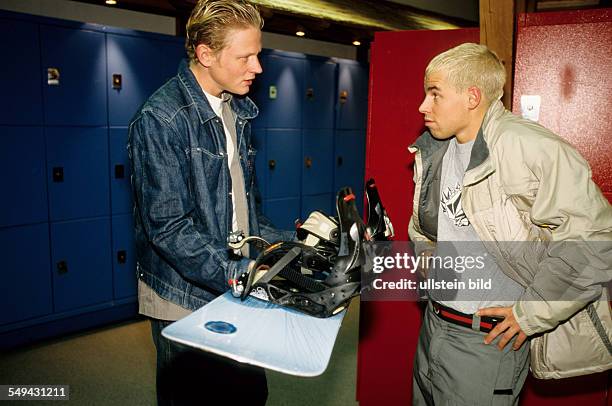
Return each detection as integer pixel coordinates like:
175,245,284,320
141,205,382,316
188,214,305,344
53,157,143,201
303,57,337,129
264,198,300,230
336,61,369,130
51,218,113,313
301,194,334,219
110,127,132,215
107,34,184,126
0,127,48,227
334,130,366,214
40,25,107,126
255,52,304,129
302,129,334,196
0,223,52,325
266,129,301,199
112,214,136,299
251,128,267,199
46,127,110,221
0,18,43,126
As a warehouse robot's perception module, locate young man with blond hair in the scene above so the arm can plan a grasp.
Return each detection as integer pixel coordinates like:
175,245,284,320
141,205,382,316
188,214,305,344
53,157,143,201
129,1,291,404
409,43,611,405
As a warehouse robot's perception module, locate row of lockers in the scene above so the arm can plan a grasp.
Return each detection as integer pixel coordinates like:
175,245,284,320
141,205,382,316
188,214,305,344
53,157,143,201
0,215,135,328
0,125,365,229
1,15,367,131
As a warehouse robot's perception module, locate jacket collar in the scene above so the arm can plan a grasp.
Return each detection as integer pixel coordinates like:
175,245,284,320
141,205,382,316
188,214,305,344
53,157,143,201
409,100,505,186
176,59,259,124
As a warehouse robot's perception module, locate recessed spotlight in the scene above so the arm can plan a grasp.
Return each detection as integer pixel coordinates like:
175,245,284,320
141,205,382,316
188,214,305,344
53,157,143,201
105,0,117,5
353,40,361,46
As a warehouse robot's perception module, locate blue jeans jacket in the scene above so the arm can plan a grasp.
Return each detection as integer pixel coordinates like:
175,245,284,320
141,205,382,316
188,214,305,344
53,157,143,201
128,59,293,310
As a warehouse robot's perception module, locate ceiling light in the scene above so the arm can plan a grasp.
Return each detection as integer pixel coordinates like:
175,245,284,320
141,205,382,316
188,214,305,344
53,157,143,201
105,0,117,5
352,40,361,46
296,25,305,37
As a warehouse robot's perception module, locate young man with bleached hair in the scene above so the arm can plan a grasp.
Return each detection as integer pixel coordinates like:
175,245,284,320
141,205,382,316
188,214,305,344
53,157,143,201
409,43,612,405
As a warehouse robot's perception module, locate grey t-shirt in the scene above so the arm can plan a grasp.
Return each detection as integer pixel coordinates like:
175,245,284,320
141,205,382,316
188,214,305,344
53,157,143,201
429,137,524,314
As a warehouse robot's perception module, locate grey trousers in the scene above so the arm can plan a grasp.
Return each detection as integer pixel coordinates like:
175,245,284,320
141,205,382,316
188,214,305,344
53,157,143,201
413,302,530,406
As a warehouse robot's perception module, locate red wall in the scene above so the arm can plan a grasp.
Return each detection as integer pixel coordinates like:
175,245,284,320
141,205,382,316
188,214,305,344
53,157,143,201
512,8,612,405
357,28,479,406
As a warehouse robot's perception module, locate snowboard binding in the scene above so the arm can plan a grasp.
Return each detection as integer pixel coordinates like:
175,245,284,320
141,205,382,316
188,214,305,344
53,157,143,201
229,179,393,318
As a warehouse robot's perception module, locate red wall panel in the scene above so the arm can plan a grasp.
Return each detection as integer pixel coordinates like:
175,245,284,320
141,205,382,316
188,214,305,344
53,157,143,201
357,28,479,406
512,8,611,404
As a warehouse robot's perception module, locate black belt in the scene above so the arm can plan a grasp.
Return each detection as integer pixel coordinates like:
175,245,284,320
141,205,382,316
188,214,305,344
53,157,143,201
432,302,504,333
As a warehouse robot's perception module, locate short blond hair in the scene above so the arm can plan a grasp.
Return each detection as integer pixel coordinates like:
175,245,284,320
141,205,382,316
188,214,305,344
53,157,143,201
425,43,506,103
186,0,263,62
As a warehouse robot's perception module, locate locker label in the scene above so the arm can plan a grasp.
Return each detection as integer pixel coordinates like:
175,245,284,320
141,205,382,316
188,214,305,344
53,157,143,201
520,95,541,122
47,68,60,86
269,85,277,99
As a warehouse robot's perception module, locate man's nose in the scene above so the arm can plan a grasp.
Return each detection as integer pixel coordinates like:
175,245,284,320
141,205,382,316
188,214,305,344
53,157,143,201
251,57,263,74
418,98,429,114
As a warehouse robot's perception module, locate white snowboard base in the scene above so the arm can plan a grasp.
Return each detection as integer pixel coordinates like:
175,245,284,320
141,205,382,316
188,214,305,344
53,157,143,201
162,291,346,377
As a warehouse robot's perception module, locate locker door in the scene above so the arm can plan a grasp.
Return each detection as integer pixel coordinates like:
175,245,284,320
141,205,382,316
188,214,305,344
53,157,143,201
266,129,301,199
0,127,48,227
112,214,136,299
107,34,184,126
51,218,112,313
303,57,337,129
0,224,52,325
264,198,300,230
46,127,110,221
251,128,267,199
41,25,106,126
0,18,42,126
334,130,366,213
302,129,333,196
301,194,333,219
336,61,369,130
257,53,304,129
110,128,132,215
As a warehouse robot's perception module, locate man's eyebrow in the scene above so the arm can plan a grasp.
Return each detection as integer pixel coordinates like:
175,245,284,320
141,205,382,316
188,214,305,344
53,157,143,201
426,85,441,92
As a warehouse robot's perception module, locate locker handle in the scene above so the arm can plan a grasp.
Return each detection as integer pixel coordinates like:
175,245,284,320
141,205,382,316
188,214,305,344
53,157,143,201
115,164,125,179
337,156,343,166
339,90,349,104
117,250,127,264
112,73,122,90
305,156,313,168
57,260,68,274
306,87,314,100
268,160,276,170
53,167,64,182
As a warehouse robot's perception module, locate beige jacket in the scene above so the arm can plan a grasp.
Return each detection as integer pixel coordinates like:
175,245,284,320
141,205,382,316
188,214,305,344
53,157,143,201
408,100,612,379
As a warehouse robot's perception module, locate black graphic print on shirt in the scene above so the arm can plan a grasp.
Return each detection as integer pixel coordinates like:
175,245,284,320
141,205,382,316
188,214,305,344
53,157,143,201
440,183,470,227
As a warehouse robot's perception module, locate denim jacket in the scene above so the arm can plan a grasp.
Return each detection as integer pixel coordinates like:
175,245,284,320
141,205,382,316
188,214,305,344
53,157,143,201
128,59,293,310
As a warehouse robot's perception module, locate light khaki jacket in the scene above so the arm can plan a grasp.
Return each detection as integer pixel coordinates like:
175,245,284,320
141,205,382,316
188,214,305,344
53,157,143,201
408,100,612,379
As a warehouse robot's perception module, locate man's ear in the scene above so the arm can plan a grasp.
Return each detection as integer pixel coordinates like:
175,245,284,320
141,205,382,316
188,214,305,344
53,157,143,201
467,86,482,110
195,44,215,68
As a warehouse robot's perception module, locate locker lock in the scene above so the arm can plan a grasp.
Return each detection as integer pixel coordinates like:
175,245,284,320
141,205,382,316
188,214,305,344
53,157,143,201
337,156,344,166
304,156,313,168
112,74,122,90
339,90,349,104
117,250,127,264
268,160,276,170
57,261,68,275
306,87,314,100
47,68,60,86
53,167,64,182
115,164,125,179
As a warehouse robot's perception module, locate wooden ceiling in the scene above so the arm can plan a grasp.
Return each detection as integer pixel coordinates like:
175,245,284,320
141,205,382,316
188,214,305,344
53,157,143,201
74,0,608,48
73,0,475,46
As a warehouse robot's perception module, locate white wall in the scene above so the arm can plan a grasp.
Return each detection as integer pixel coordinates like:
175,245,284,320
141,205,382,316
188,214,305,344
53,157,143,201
0,0,357,59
